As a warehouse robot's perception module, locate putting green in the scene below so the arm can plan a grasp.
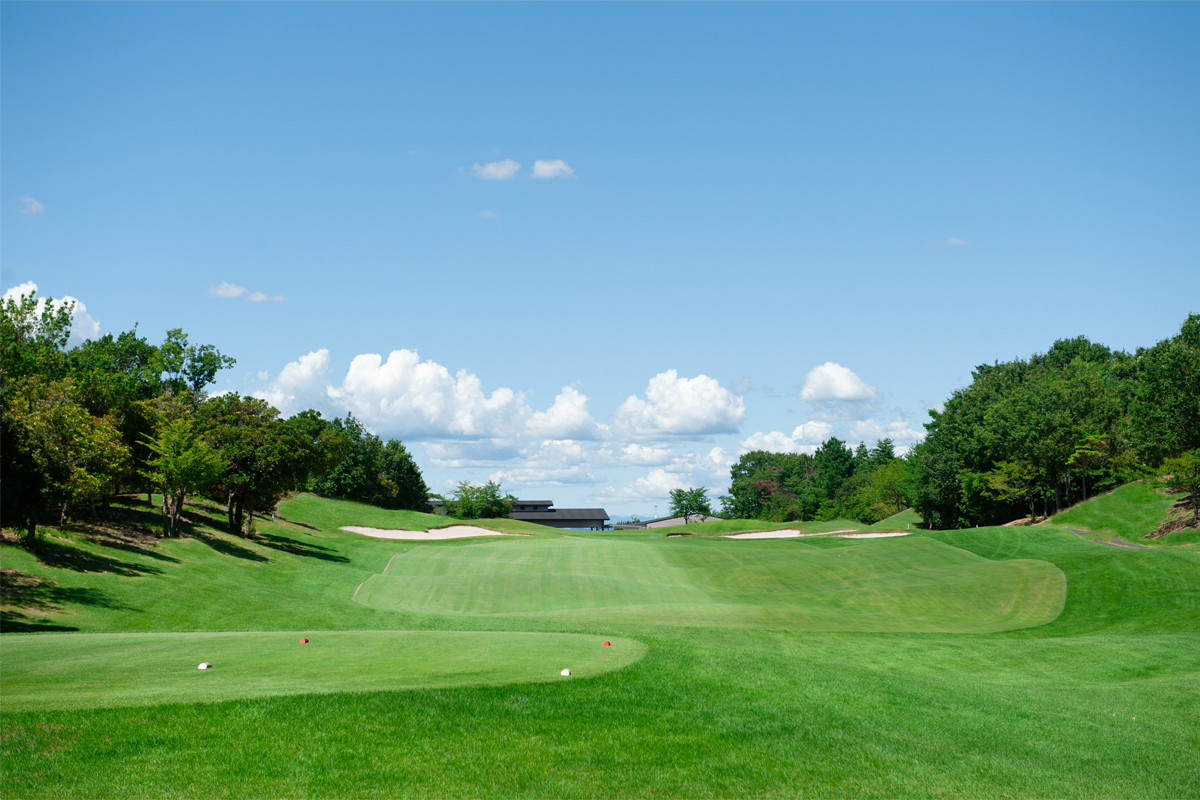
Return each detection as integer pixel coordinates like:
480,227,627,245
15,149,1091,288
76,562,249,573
355,535,1066,632
0,631,644,712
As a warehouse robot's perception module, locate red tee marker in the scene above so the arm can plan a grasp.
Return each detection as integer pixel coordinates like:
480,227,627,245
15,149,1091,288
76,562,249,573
603,641,611,647
299,638,309,644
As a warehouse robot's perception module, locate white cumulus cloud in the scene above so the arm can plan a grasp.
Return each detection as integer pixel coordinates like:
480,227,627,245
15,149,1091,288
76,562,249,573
595,443,675,467
472,159,521,180
18,197,45,215
800,362,880,421
594,447,733,503
739,421,833,455
2,281,99,345
531,159,576,179
847,416,925,448
256,348,601,443
612,370,745,439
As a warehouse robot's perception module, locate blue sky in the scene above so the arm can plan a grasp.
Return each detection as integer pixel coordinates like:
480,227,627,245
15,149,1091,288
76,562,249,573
4,3,1198,516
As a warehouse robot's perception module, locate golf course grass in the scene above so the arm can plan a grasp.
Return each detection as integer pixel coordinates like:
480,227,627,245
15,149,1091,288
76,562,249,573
356,535,1065,632
2,491,1198,798
1,630,643,712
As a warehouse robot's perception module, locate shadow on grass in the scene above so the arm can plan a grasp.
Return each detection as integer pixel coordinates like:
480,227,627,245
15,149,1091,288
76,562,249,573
254,533,349,562
1,568,135,632
31,537,163,577
180,520,269,563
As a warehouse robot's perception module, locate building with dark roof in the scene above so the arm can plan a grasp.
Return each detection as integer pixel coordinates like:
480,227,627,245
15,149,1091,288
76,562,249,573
429,499,610,530
508,500,609,530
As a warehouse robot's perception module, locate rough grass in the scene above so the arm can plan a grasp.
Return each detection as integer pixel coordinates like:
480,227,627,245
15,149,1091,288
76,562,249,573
1050,481,1176,542
283,493,554,535
2,493,1198,798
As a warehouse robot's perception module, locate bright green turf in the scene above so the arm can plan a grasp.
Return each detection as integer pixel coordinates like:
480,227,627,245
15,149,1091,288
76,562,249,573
1050,481,1175,542
867,508,923,530
282,493,553,535
646,517,868,536
0,631,641,712
356,535,1065,632
2,491,1198,798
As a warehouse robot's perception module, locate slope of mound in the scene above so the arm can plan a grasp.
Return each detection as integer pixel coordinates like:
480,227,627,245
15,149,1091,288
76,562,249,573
279,493,552,535
1050,481,1174,542
355,535,1065,632
867,508,923,530
1,630,643,711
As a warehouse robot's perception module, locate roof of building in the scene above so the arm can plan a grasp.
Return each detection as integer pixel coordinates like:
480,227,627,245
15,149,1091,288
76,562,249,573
510,508,609,521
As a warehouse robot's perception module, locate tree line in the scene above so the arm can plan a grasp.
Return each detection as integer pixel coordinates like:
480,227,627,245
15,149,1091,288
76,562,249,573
719,313,1199,529
0,290,431,544
719,437,907,524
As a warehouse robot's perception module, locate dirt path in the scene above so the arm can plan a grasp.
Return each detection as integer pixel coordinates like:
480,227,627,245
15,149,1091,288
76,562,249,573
1067,529,1152,549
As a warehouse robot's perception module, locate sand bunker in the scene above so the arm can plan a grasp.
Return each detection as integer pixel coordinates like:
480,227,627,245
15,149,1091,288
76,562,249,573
723,529,909,540
723,528,862,539
341,525,519,540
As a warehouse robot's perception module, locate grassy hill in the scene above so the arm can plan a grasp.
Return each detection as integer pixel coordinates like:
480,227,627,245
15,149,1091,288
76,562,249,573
1050,480,1200,544
2,492,1198,798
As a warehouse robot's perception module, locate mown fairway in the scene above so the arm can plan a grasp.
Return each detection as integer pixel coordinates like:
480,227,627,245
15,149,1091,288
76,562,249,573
2,494,1198,798
356,535,1065,632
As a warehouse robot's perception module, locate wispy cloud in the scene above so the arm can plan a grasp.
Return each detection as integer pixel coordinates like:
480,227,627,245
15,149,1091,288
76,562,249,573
925,237,969,249
472,159,521,180
531,159,576,179
726,376,757,395
208,282,285,302
18,197,45,215
207,281,248,298
478,210,500,220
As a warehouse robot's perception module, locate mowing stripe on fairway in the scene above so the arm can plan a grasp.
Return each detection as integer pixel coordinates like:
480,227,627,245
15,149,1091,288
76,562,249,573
354,535,1066,632
0,631,644,712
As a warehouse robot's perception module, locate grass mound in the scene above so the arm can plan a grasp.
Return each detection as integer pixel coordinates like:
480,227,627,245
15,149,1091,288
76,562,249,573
356,534,1066,632
1,630,642,712
1051,481,1175,541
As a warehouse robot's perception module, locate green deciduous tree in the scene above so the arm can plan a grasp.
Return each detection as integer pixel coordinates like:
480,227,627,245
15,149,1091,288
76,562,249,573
304,414,428,511
440,480,515,519
985,460,1043,522
2,378,132,535
669,487,713,523
1159,449,1200,526
1130,314,1200,464
142,419,226,537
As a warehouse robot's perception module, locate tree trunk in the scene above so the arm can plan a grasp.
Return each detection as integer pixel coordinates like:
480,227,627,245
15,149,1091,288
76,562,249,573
25,518,37,548
1055,484,1062,514
90,498,98,524
227,491,236,534
172,494,184,536
1083,473,1088,502
233,498,244,537
245,506,254,536
59,502,69,528
161,493,172,537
